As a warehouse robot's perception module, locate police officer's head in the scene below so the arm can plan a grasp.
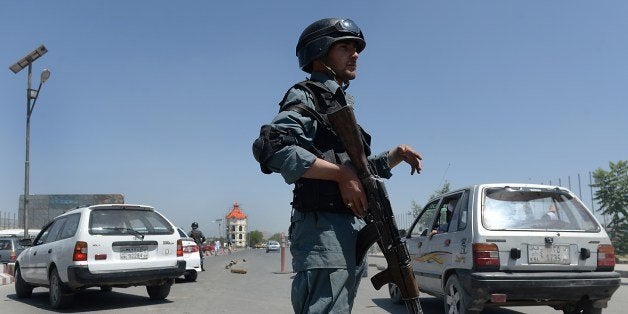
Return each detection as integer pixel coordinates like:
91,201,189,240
191,222,198,229
296,18,366,74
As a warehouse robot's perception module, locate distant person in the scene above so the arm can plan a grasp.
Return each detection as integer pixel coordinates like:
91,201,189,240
214,240,221,256
430,200,456,238
544,203,559,221
189,222,206,271
252,17,423,313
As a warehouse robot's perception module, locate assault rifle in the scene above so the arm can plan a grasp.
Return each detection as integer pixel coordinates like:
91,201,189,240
328,105,423,314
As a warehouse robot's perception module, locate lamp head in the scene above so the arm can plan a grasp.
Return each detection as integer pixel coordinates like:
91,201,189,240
40,69,51,83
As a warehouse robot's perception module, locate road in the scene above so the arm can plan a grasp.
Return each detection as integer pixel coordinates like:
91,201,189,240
0,249,626,313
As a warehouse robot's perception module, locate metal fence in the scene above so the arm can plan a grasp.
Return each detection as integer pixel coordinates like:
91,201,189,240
0,211,19,230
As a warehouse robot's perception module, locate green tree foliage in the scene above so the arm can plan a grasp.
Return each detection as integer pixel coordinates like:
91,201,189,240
591,160,628,255
409,181,452,217
268,232,284,242
248,230,264,247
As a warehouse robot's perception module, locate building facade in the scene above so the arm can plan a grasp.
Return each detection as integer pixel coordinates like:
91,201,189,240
225,202,248,248
19,194,124,229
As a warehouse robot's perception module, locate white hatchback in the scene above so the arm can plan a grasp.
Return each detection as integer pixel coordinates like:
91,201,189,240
390,183,621,313
15,204,185,309
176,227,202,281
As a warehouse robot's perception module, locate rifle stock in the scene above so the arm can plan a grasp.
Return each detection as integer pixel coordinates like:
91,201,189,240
328,106,423,314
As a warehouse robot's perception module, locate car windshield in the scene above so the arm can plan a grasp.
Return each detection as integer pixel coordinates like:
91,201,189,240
481,187,600,232
90,209,174,235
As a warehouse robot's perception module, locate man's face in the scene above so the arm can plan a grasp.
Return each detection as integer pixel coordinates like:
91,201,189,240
325,40,359,83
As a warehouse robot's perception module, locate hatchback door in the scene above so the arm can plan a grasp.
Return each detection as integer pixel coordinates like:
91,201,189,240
85,208,179,272
27,217,67,284
406,200,440,293
480,186,606,272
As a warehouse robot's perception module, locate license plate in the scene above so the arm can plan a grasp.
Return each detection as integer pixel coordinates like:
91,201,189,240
528,244,570,264
120,247,148,260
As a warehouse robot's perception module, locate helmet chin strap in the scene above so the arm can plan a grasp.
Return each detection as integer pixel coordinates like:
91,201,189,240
322,63,350,90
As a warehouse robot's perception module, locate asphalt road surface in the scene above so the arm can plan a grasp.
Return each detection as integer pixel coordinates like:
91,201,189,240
0,248,626,313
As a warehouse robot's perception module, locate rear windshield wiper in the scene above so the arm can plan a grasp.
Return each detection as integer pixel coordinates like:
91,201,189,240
101,227,145,240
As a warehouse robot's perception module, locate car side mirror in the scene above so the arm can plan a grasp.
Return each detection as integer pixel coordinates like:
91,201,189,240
19,238,33,247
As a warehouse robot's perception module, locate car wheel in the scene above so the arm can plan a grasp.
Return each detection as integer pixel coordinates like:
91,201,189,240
184,270,198,282
146,283,171,300
444,275,479,314
49,267,74,309
388,283,403,304
562,301,602,314
100,286,113,292
14,266,33,298
581,301,602,314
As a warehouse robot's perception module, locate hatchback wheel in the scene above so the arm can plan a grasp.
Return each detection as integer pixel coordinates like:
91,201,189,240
49,267,74,309
444,275,479,314
147,283,171,300
184,270,198,282
388,283,403,304
14,266,33,298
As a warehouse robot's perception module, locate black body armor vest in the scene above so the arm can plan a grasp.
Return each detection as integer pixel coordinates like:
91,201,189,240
279,80,372,213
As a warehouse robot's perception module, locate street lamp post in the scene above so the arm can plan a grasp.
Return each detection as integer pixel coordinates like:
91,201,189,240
9,45,51,239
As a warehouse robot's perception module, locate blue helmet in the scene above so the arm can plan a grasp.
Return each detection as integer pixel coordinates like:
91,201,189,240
296,18,366,73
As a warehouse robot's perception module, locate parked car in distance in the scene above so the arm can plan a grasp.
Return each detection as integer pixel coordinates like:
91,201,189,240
0,235,25,264
266,240,280,253
176,227,201,281
15,204,186,309
389,183,620,313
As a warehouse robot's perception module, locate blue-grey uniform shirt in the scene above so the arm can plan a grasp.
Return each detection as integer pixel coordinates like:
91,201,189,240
265,72,393,272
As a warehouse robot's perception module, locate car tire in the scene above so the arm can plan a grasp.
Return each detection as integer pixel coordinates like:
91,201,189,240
184,270,198,282
14,266,33,298
388,283,403,304
49,267,74,309
146,283,171,300
100,286,113,292
444,275,480,314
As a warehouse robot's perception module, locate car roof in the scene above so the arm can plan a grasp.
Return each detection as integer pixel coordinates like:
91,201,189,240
426,183,571,204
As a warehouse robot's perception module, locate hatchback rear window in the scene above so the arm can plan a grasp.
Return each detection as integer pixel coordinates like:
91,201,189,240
0,240,12,250
482,187,600,232
90,209,174,235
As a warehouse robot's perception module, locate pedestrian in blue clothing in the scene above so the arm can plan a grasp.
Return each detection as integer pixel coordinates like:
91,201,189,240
253,17,423,313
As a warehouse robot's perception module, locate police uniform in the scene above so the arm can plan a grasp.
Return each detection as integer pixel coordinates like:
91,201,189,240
256,71,393,313
252,17,393,313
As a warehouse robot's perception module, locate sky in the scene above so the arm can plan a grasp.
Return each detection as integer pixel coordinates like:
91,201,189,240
1,1,626,238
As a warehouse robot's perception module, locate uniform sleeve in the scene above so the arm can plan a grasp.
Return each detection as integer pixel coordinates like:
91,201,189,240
368,151,393,179
264,88,319,184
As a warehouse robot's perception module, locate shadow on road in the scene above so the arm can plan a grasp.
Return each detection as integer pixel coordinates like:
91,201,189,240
371,296,529,314
6,288,172,313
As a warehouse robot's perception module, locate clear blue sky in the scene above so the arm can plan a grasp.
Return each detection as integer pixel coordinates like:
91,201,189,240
2,1,626,237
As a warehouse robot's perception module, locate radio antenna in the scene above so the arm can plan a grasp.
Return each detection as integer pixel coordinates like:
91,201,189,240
437,163,451,188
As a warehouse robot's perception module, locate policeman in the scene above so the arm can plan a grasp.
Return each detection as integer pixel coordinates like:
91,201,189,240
189,222,206,271
253,18,423,313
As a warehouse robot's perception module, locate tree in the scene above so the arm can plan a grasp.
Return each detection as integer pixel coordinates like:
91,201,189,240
248,230,264,247
268,232,284,242
409,181,451,217
591,160,628,255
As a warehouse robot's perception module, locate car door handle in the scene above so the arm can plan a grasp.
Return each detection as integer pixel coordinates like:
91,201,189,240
444,239,451,247
417,242,422,248
48,249,52,254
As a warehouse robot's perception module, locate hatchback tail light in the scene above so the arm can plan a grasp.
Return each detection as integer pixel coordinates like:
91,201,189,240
73,241,88,261
177,239,183,257
9,250,17,262
183,244,199,253
597,244,615,271
473,243,500,271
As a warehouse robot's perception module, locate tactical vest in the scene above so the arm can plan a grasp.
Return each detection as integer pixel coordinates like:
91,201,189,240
279,80,372,213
